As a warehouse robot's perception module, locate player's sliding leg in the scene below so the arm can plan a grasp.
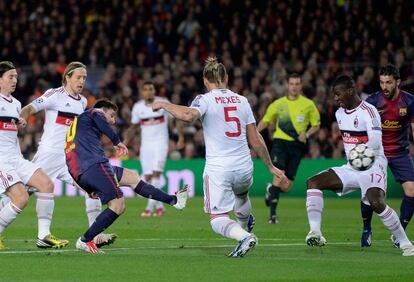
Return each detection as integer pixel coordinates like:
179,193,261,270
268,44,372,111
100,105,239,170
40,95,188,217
366,188,414,256
360,201,374,247
0,184,28,250
305,189,326,246
119,168,188,210
28,169,68,249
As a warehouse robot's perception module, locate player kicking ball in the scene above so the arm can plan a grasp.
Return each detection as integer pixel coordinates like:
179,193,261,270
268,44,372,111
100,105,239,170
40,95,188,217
64,99,188,253
305,75,414,256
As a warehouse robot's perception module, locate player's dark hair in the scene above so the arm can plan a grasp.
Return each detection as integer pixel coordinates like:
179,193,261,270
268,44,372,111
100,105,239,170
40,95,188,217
203,56,227,85
378,64,400,80
287,73,301,82
0,61,16,77
331,75,357,95
143,81,155,87
62,61,87,85
93,99,118,112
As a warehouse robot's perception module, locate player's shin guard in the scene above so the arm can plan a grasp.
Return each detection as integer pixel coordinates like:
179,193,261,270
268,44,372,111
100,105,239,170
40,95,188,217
0,202,21,233
134,180,176,205
306,189,324,234
210,215,250,241
85,194,103,227
35,192,55,239
400,195,414,229
378,205,412,247
234,194,251,230
82,208,119,242
361,201,373,232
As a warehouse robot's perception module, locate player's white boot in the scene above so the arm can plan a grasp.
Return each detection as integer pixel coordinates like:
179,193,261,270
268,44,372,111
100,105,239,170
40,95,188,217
306,231,327,247
76,237,104,254
94,233,117,248
400,243,414,256
173,185,188,210
228,234,258,258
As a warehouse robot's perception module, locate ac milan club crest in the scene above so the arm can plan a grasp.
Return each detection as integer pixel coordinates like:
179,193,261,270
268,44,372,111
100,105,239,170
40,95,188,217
354,117,359,128
6,174,13,182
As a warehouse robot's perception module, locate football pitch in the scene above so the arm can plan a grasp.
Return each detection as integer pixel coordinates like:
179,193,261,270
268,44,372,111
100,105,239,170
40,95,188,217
1,196,413,281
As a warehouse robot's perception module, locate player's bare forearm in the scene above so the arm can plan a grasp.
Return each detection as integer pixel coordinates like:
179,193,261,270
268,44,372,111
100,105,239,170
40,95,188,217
306,125,320,138
20,104,36,120
154,101,199,123
257,120,269,132
247,123,273,169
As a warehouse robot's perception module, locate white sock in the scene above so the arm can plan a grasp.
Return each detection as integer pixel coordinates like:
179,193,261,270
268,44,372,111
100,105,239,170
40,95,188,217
306,189,324,234
210,216,250,241
378,205,412,247
152,177,164,210
145,199,157,212
36,192,55,239
234,195,251,230
0,202,21,233
0,197,11,210
85,194,102,227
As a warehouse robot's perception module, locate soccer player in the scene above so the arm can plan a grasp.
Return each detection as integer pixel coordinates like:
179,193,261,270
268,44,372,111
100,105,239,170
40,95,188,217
360,64,414,247
257,73,320,224
305,75,414,256
152,57,287,257
65,99,188,253
129,81,170,217
0,61,55,249
19,62,115,249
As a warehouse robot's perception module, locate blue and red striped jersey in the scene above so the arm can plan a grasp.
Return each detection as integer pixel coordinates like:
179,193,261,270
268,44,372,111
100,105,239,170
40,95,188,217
366,90,414,157
65,109,120,180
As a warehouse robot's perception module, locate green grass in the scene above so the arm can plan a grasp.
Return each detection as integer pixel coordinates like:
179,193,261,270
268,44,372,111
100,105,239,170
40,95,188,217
1,196,414,281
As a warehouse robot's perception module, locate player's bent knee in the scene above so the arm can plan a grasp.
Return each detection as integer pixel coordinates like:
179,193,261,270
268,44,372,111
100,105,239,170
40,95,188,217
368,198,386,214
8,184,29,209
403,183,414,197
108,197,126,215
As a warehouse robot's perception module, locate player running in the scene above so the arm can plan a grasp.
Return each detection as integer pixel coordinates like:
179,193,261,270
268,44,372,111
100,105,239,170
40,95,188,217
152,57,286,258
128,81,171,217
0,61,56,250
360,65,414,247
19,62,115,249
65,99,188,254
304,75,414,256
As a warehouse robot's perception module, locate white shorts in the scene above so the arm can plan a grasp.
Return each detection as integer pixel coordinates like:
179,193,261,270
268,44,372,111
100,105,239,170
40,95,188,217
331,157,388,205
32,149,74,184
140,144,168,175
203,167,253,214
0,156,40,194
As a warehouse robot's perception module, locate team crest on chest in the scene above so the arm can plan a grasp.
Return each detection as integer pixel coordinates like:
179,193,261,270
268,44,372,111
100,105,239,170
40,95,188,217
354,116,359,128
399,108,407,116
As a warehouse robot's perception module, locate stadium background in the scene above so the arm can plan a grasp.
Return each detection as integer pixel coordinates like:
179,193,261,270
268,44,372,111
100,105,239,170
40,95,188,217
2,0,414,196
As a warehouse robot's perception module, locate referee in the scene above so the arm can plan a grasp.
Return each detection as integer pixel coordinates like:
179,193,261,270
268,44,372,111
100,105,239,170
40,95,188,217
257,73,320,223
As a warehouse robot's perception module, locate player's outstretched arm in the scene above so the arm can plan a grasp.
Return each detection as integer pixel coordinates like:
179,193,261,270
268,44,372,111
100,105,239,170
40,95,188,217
246,123,287,182
20,104,36,121
114,142,129,156
152,101,200,123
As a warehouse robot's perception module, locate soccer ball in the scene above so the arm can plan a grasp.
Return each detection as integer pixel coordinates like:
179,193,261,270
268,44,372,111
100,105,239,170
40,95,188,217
348,143,375,171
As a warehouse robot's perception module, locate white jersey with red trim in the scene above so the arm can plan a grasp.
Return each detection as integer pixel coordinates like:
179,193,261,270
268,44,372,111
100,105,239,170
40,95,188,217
336,101,385,160
0,94,21,159
190,88,256,171
131,96,169,146
31,86,87,153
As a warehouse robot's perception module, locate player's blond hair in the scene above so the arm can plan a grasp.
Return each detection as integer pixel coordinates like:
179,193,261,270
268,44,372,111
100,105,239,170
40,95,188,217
203,56,227,85
62,62,86,85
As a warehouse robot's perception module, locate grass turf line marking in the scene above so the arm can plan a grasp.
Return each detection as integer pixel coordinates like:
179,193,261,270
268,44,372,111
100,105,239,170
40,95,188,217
0,241,361,255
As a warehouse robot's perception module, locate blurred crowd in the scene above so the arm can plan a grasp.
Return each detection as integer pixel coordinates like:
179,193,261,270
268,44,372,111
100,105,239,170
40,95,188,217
2,0,414,160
